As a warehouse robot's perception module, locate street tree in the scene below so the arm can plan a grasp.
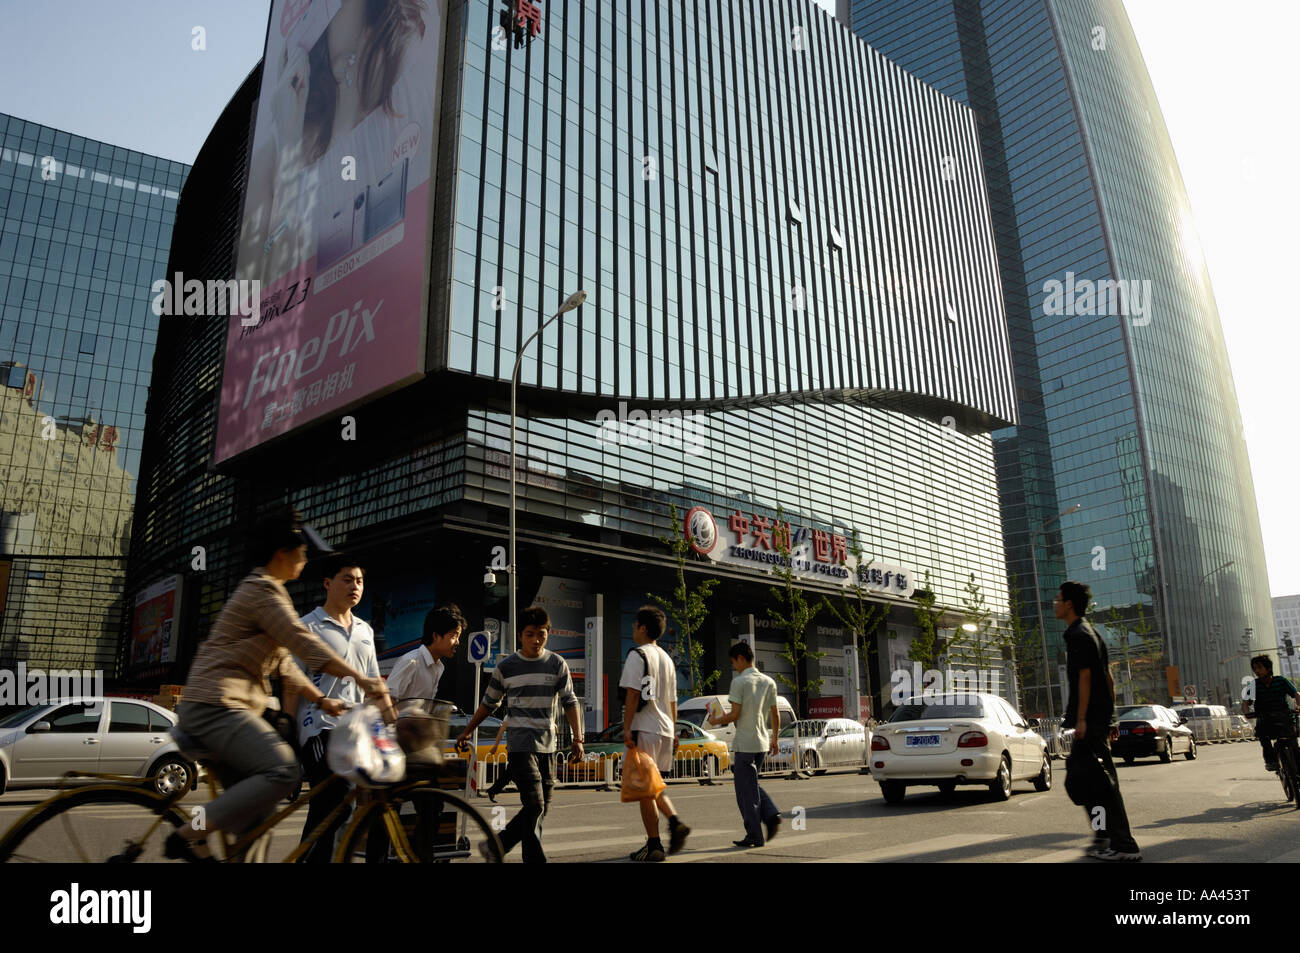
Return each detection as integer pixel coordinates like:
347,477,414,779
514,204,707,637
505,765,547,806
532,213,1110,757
767,506,828,715
647,502,721,696
825,533,887,717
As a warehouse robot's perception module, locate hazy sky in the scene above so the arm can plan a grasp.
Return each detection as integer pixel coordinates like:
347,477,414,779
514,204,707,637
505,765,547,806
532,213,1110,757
0,0,1293,595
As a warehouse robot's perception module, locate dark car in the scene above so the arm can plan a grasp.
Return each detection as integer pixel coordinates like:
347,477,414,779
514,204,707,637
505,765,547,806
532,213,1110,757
1112,705,1196,763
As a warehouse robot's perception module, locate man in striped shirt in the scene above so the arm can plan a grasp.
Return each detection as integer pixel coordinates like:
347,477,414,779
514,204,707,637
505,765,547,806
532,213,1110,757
457,605,583,862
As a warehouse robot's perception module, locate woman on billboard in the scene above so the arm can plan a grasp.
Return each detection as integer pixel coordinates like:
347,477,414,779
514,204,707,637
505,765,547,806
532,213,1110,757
237,0,430,286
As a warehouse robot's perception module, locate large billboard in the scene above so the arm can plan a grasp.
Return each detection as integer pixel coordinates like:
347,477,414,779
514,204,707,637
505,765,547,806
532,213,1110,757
215,0,446,463
131,575,183,668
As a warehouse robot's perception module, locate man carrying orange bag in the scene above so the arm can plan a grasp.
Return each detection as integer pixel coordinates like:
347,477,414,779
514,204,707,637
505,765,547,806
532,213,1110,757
619,606,691,861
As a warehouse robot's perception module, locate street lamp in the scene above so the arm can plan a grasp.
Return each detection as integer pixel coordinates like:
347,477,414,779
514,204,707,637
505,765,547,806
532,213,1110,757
507,290,587,657
1197,560,1234,705
1030,504,1081,721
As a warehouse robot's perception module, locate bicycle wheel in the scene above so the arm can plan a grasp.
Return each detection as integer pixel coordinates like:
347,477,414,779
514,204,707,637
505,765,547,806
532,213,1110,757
337,785,503,863
0,786,190,863
1280,742,1300,807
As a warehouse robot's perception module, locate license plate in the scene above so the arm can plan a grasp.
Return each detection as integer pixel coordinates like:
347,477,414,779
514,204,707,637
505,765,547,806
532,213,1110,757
1118,729,1129,736
905,735,940,748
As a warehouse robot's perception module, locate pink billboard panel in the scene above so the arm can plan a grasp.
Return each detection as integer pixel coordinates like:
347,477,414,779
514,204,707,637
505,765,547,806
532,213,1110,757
216,0,446,463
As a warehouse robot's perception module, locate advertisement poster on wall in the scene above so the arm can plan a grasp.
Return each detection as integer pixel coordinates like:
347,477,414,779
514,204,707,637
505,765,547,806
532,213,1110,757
131,575,183,668
216,0,447,463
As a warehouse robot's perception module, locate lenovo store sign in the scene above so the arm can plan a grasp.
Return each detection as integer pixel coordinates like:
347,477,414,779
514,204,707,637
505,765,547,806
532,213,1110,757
682,505,913,595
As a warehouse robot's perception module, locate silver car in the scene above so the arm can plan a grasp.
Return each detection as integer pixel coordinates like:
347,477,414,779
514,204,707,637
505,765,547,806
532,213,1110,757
770,718,869,774
0,698,195,796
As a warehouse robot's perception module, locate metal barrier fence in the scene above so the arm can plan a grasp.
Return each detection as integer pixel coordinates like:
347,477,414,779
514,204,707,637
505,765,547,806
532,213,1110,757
1034,718,1072,759
462,745,730,794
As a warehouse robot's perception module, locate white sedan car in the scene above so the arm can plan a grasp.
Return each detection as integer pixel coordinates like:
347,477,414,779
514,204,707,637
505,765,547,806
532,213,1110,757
869,693,1051,803
0,698,196,797
767,718,869,774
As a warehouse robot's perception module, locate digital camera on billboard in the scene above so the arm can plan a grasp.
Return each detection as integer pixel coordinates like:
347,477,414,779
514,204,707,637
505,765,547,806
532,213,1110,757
365,157,409,242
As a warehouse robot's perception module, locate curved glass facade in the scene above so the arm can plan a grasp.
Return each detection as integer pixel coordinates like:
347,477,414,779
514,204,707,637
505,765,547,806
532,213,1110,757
851,0,1274,708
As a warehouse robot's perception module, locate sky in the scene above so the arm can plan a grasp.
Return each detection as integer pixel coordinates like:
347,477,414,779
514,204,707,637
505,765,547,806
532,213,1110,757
0,0,1294,596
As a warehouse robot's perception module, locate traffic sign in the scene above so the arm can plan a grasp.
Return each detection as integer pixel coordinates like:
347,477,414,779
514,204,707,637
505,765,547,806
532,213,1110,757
1183,684,1196,701
467,631,491,665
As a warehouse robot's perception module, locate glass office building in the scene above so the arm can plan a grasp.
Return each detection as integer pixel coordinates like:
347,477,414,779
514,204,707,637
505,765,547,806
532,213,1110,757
128,0,1021,718
0,114,187,674
847,0,1274,709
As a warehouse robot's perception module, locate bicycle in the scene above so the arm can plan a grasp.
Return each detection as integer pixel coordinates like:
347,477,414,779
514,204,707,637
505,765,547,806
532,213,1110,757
1263,711,1300,808
0,727,504,863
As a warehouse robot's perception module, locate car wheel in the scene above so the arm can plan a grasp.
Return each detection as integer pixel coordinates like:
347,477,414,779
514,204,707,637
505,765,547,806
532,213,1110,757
1159,739,1172,763
988,755,1012,801
0,762,6,796
880,780,906,804
937,781,956,797
1123,755,1135,765
1032,754,1052,792
151,758,195,798
1185,737,1197,761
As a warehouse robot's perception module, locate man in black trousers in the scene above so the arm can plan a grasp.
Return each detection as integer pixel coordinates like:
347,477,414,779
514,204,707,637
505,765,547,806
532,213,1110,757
1058,580,1142,861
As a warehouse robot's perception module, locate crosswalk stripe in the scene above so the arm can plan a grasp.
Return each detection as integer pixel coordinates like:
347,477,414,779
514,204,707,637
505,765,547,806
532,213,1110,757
669,831,847,862
1018,834,1177,863
813,833,1017,863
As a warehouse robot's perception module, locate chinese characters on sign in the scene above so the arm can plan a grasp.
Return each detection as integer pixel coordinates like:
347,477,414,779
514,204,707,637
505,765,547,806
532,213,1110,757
684,505,913,592
260,362,359,430
500,0,543,49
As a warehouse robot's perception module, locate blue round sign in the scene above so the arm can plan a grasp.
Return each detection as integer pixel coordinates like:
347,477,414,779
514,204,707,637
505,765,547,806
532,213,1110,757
468,632,490,664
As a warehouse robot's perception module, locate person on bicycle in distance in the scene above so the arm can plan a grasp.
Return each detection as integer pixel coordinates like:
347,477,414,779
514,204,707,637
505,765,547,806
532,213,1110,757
1242,654,1299,773
170,506,392,860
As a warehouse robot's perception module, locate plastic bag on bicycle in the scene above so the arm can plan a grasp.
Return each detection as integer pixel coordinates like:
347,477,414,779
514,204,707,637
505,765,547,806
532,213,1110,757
327,704,406,786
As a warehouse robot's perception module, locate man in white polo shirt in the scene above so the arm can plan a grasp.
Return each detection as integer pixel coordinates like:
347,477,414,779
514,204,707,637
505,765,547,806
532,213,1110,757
286,553,380,863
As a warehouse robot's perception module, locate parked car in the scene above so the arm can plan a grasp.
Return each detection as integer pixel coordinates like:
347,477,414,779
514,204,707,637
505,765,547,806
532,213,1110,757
677,693,797,749
766,718,868,774
1170,704,1231,741
1112,705,1196,763
0,698,195,796
1228,713,1254,741
868,693,1051,803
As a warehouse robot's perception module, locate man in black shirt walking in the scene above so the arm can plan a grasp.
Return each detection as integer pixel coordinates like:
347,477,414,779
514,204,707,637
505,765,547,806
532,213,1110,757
1058,580,1142,862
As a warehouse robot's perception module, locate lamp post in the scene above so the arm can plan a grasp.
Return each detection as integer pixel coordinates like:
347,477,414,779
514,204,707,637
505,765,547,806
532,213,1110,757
1030,504,1081,720
506,290,587,657
1198,560,1234,705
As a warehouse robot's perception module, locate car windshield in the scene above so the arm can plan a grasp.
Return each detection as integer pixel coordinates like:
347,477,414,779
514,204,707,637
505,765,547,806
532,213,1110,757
890,700,985,721
677,709,709,727
0,705,47,729
780,720,827,737
1116,707,1157,720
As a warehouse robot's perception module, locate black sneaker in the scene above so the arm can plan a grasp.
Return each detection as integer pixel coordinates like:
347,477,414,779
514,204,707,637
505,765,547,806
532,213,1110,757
1096,848,1142,862
630,842,666,862
732,838,761,848
765,815,781,843
1266,762,1279,773
668,822,691,855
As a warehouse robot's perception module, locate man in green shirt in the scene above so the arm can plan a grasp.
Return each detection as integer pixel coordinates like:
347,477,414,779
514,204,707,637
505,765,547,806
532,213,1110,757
708,641,782,847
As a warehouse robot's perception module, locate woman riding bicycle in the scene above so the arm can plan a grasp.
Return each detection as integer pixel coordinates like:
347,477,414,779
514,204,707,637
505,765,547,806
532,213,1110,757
169,506,393,861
